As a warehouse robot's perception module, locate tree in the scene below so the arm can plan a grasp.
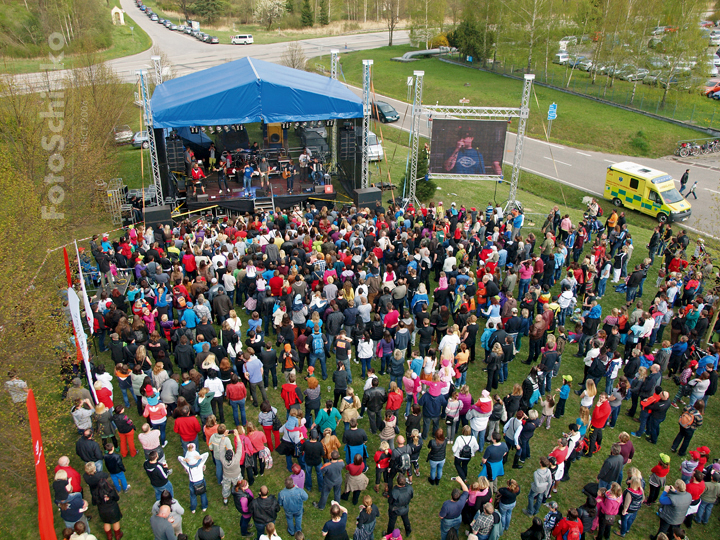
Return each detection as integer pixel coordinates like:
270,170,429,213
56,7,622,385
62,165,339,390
447,17,494,61
409,0,447,48
280,42,308,70
178,0,191,20
191,0,230,23
254,0,286,29
383,0,400,46
301,0,314,26
502,0,551,73
286,0,295,13
319,0,330,24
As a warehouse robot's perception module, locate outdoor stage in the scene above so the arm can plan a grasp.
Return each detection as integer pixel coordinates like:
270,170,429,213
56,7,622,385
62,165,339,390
183,170,338,213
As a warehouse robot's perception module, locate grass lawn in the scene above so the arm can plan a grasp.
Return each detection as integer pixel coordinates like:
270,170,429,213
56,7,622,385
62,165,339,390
21,121,715,540
450,53,720,134
316,46,705,158
0,10,152,75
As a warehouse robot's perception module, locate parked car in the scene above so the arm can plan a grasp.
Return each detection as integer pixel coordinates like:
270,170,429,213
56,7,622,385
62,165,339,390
232,34,254,45
184,27,194,34
552,52,570,65
139,5,146,11
643,70,663,85
712,35,720,46
170,24,178,30
371,101,400,123
150,14,158,21
620,67,649,81
131,131,150,149
113,125,134,145
209,36,219,44
567,56,587,69
710,90,720,100
577,58,594,71
558,36,577,50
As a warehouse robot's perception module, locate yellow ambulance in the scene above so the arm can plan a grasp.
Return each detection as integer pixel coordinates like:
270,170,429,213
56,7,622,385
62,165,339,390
604,161,692,223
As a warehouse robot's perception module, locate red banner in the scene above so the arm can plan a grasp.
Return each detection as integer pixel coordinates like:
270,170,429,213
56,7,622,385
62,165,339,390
27,389,58,540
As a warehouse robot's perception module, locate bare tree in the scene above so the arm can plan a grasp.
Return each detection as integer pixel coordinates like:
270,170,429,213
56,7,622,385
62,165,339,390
280,42,308,70
384,0,400,46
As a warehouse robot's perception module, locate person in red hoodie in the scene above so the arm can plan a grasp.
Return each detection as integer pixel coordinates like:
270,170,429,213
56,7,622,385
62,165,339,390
551,507,583,540
269,271,284,297
281,373,304,418
173,405,201,454
586,393,610,457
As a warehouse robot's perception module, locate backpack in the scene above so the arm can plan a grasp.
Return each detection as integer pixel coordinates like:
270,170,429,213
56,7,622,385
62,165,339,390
312,333,324,355
563,521,581,540
398,451,411,471
678,410,695,428
459,436,473,459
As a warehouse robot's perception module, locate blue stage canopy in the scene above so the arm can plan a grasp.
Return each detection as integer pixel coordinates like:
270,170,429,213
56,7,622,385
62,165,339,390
151,57,363,128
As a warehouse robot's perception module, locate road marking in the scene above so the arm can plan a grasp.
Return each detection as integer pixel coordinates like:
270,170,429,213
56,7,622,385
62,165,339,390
544,157,572,166
576,151,591,156
703,188,720,194
521,167,603,196
603,159,615,163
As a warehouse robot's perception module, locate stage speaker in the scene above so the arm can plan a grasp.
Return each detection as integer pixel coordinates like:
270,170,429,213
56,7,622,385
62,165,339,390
267,124,283,144
166,138,185,172
340,130,357,160
196,194,209,203
315,185,326,194
154,129,171,199
144,204,173,229
353,187,382,208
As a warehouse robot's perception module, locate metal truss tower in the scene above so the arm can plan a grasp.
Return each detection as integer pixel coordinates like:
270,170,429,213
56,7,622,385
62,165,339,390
361,59,373,188
407,70,425,207
136,70,163,206
330,50,339,170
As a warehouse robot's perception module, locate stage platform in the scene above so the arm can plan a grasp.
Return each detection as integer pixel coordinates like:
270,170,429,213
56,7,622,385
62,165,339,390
182,171,337,214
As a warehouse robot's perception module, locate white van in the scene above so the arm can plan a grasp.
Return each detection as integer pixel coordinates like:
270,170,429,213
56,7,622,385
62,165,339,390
553,52,570,65
232,34,254,45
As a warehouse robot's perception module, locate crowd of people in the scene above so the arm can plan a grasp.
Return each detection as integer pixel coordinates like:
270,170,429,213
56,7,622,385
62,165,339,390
51,198,720,540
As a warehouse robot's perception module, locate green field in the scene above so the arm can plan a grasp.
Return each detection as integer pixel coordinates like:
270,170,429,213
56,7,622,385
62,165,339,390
317,46,705,158
0,10,152,75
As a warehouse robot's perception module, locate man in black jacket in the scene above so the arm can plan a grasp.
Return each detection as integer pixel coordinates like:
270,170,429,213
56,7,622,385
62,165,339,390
628,364,661,417
596,443,624,490
250,485,280,536
301,429,325,492
76,429,103,470
260,342,278,390
144,451,174,501
103,443,130,492
625,266,644,306
647,390,671,444
174,335,196,374
362,378,387,435
386,474,414,536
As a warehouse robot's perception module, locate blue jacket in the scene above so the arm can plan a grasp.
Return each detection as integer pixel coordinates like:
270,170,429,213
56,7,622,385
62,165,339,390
181,308,199,329
419,392,448,418
278,486,308,514
588,305,602,319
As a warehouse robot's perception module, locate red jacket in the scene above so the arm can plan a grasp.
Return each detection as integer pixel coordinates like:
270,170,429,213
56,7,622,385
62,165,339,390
281,384,302,409
591,400,611,428
54,465,82,493
96,387,113,409
226,382,247,402
552,518,583,540
387,390,403,411
173,415,201,442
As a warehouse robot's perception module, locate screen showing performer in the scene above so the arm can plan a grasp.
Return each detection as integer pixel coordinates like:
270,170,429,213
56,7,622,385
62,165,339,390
429,119,507,176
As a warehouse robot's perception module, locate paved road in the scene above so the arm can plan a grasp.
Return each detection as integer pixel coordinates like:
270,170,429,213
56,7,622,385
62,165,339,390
115,0,410,82
11,0,408,87
344,84,718,235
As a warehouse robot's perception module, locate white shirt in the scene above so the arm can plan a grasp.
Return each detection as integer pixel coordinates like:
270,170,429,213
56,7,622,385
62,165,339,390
438,334,461,353
178,452,209,483
452,434,480,458
222,273,237,292
443,256,457,273
204,377,225,397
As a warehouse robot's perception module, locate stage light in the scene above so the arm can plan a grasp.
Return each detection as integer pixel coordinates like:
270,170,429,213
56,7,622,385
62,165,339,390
326,120,335,127
302,122,307,127
238,125,244,131
294,122,299,128
223,126,229,132
200,126,206,132
216,126,222,132
281,122,291,130
190,127,199,134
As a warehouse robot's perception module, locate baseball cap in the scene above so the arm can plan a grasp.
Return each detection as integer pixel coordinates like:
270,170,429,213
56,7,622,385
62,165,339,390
562,375,573,383
659,453,671,464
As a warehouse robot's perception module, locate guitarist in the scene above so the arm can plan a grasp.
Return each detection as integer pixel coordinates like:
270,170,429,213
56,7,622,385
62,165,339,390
283,159,297,194
213,156,229,194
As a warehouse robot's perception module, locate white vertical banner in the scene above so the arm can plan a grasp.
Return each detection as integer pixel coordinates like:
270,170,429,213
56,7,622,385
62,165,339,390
75,241,94,331
67,287,98,403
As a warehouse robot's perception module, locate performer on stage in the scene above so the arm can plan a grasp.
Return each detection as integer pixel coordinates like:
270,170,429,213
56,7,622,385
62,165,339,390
191,162,206,196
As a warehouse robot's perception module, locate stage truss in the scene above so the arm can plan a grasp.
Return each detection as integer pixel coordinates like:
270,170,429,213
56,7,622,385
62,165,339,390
136,68,164,206
406,73,535,211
